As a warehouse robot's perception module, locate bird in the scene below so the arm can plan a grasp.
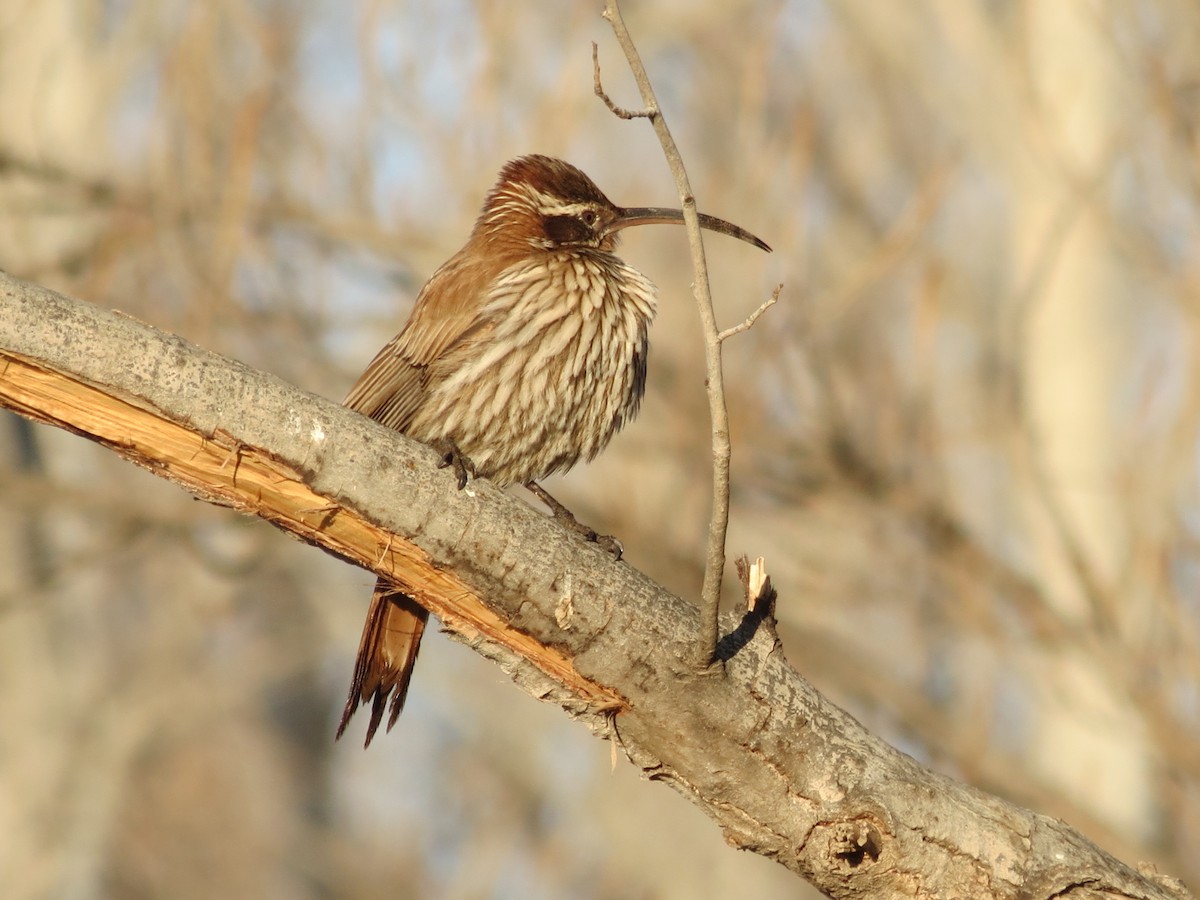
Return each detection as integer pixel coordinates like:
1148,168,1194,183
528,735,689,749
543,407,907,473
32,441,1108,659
336,154,770,746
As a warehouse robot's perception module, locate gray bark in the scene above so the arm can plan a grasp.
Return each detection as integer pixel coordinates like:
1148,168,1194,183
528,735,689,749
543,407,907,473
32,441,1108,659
0,269,1189,900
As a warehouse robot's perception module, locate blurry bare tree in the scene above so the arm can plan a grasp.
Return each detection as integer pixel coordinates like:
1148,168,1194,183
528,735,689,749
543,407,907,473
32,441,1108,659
2,1,1198,897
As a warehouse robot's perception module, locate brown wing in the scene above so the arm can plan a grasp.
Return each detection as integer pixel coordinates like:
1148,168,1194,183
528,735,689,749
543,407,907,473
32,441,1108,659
343,243,505,430
336,578,429,748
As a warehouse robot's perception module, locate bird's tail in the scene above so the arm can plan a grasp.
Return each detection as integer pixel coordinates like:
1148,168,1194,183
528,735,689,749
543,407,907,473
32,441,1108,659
336,578,428,747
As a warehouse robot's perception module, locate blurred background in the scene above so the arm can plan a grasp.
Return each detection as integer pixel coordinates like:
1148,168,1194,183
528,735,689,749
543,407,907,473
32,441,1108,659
2,1,1199,897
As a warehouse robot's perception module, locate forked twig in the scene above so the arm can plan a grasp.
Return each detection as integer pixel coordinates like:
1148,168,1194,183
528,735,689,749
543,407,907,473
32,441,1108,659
592,43,656,120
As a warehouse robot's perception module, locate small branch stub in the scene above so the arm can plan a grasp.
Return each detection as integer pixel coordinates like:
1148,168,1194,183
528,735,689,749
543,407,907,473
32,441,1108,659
736,554,775,613
719,284,782,343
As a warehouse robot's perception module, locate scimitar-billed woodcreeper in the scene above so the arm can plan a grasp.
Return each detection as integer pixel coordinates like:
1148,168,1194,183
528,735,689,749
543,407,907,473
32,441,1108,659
338,154,770,746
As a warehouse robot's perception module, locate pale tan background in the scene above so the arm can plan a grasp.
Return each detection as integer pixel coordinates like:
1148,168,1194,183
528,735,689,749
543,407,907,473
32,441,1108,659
2,1,1198,897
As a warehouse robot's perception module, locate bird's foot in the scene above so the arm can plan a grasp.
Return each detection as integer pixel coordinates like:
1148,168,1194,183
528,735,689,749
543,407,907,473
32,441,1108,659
525,482,623,560
434,440,477,490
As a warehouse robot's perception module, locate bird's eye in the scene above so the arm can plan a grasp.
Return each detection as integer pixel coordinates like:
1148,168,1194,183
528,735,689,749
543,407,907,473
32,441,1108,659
580,209,597,228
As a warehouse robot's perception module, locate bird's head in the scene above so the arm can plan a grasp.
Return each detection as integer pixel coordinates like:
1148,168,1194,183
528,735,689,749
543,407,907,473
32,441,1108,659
475,154,771,255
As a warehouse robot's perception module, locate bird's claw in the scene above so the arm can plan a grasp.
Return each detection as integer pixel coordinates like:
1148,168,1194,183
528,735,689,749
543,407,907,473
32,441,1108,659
524,482,623,560
435,441,476,490
593,532,624,560
554,511,623,560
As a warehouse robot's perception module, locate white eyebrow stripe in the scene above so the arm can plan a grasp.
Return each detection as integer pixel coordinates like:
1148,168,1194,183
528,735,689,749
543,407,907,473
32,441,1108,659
536,198,595,217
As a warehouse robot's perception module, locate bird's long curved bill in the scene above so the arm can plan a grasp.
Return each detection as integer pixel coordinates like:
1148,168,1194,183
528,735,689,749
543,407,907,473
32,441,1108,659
613,207,771,252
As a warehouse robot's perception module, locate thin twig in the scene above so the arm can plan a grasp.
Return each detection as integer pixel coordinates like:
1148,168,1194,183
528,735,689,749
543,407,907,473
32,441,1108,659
718,284,782,343
592,43,656,119
598,0,730,669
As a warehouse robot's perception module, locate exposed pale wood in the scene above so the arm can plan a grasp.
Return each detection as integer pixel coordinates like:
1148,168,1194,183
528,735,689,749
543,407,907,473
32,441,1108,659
0,348,621,712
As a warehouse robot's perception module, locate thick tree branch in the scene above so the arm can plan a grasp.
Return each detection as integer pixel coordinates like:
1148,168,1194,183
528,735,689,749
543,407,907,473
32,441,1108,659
0,271,1188,900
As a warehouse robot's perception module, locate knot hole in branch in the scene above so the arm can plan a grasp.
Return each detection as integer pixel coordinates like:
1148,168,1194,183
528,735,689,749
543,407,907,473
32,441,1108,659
813,818,885,872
